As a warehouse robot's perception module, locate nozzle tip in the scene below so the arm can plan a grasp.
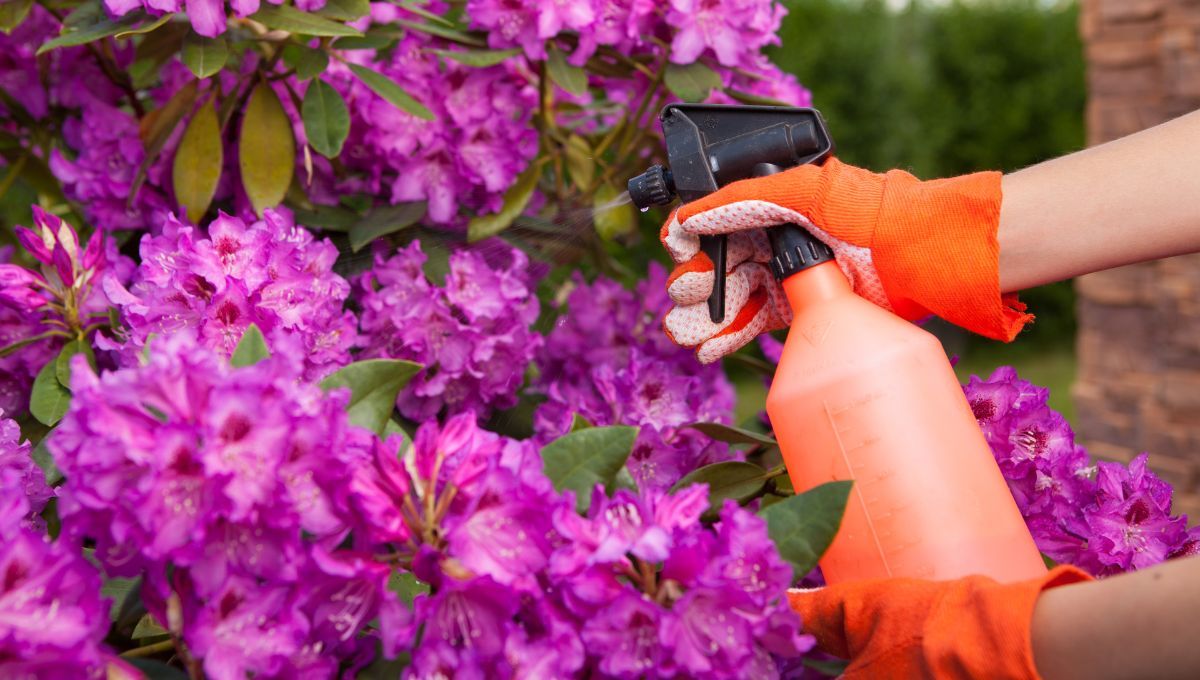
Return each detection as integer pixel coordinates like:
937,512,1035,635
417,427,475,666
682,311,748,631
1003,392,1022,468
627,165,674,210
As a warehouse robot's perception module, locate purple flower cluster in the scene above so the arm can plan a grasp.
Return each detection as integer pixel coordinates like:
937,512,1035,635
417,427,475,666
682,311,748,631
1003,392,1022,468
0,468,112,678
0,208,130,415
965,366,1200,575
345,413,811,677
356,240,541,421
104,0,325,38
0,6,126,121
535,265,736,488
0,411,52,530
466,0,786,69
50,99,172,232
103,209,356,380
344,413,567,673
554,488,813,676
317,19,538,225
50,336,406,678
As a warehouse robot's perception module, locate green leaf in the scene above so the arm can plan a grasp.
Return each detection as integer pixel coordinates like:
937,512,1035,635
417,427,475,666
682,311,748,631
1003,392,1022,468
101,576,140,622
722,88,792,108
613,466,638,492
467,162,540,242
239,82,296,216
348,202,425,252
546,43,587,95
432,47,521,67
125,659,189,680
30,359,71,426
132,613,169,640
564,134,594,190
1042,552,1058,569
283,44,330,81
592,182,635,240
172,101,223,223
0,0,32,34
113,12,173,39
134,80,199,201
249,5,363,37
31,435,62,485
334,32,396,50
319,359,423,435
0,148,64,202
801,657,850,677
395,18,485,47
316,0,370,21
664,61,722,102
55,338,95,389
302,79,350,158
540,426,638,513
230,324,270,367
36,5,143,53
181,30,227,78
569,413,592,432
291,204,358,232
387,570,428,607
759,480,853,579
687,422,777,446
348,63,433,120
672,461,775,515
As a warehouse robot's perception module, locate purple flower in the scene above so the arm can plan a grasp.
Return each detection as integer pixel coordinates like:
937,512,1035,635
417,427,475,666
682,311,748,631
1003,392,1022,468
0,412,52,529
553,486,812,675
0,6,127,120
50,335,403,676
356,241,541,421
103,0,324,38
534,265,735,488
666,0,786,68
50,100,171,232
963,366,1197,576
316,32,537,225
103,210,356,380
0,207,130,415
0,474,113,678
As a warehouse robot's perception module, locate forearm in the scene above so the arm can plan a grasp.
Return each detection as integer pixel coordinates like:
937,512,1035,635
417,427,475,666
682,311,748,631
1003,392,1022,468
999,109,1200,291
1031,555,1200,680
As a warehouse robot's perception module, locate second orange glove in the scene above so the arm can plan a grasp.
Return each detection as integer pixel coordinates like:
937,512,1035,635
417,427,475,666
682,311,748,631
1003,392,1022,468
787,565,1091,680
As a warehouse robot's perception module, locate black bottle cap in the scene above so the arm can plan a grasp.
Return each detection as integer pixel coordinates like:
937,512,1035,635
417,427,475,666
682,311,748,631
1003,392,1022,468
767,224,835,280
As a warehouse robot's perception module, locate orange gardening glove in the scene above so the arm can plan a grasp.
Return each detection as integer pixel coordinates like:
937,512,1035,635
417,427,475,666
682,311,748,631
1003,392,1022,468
786,565,1091,680
661,157,1033,363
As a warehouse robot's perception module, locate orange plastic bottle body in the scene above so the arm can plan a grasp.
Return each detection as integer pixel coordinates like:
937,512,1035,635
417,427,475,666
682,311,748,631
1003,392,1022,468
766,261,1045,584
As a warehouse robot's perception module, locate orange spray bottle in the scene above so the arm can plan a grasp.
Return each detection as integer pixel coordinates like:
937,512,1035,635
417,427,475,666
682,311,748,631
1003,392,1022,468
628,104,1045,584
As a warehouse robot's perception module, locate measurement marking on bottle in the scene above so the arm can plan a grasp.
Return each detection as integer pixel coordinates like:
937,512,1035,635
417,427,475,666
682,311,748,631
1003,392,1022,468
824,399,892,577
829,391,883,416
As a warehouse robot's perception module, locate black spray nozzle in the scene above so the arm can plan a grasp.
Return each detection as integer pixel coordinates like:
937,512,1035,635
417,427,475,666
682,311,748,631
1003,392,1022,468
628,104,834,323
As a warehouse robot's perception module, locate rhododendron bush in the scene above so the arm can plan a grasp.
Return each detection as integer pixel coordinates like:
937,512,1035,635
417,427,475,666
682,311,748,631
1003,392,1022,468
0,0,1194,677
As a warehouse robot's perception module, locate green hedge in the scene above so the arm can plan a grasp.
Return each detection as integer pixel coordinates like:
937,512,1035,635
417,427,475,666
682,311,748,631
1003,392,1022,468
773,0,1084,348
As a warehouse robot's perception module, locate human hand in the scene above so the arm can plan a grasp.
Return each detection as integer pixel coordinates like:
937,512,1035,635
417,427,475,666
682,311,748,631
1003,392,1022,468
786,566,1090,680
661,157,1032,362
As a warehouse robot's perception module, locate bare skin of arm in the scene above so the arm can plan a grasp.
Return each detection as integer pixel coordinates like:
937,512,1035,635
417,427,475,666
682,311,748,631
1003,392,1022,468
998,112,1200,676
1032,555,1200,679
999,108,1200,292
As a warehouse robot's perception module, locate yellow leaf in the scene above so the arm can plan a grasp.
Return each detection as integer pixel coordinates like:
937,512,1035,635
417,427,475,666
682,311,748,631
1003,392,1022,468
172,102,223,223
239,83,296,216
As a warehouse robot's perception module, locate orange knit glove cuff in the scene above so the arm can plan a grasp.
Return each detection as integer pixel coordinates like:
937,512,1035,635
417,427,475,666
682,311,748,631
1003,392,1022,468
787,565,1092,680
